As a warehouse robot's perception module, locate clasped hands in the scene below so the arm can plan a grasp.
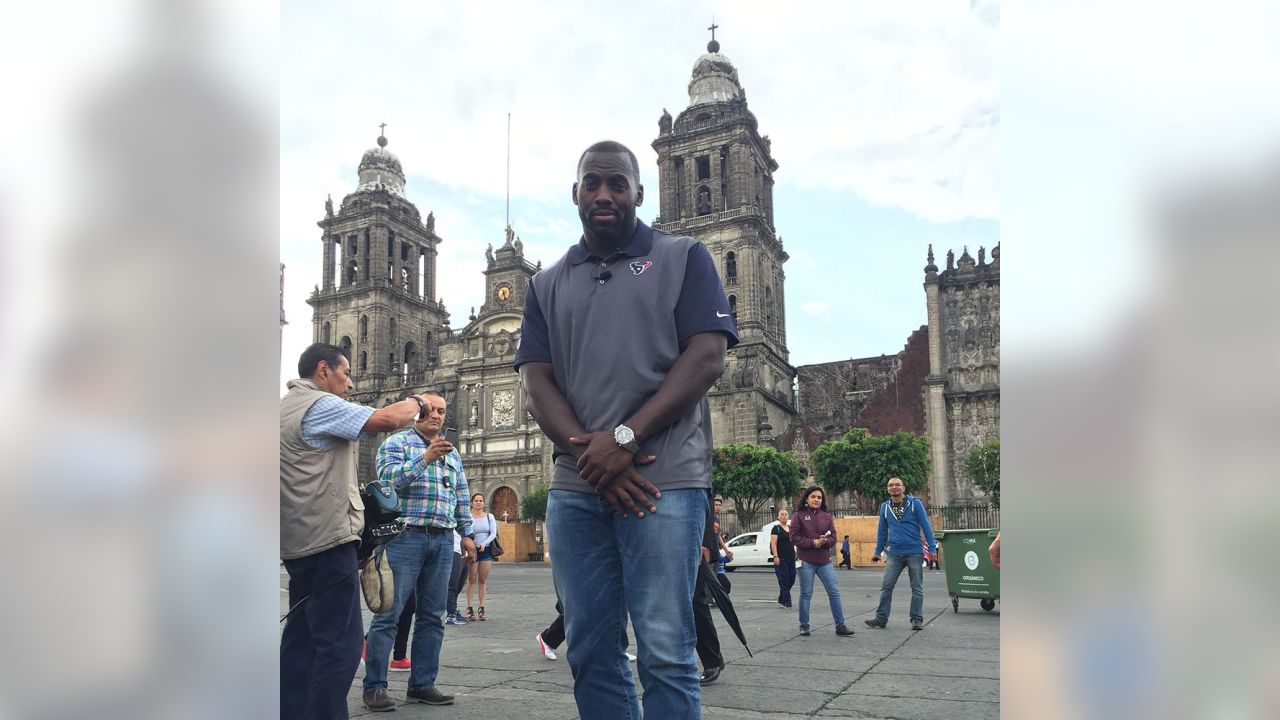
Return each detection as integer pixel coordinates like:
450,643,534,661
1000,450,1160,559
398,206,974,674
569,431,662,518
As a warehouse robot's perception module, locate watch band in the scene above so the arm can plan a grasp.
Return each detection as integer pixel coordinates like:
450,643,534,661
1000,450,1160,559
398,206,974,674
412,396,427,418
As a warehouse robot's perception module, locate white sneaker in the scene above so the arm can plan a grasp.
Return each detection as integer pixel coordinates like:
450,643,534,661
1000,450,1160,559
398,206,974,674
535,633,557,660
625,652,637,663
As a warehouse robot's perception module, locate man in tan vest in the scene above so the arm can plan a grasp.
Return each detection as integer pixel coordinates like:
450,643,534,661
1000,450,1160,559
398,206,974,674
280,342,431,720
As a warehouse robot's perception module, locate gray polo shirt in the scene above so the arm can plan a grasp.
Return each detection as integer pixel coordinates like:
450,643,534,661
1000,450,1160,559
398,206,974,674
514,221,738,493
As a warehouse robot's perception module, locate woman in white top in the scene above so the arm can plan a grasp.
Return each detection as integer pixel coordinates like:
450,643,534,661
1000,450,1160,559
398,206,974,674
465,493,499,621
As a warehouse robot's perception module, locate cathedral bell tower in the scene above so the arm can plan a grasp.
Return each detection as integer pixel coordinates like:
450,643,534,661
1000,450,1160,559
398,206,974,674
652,29,797,446
308,129,451,399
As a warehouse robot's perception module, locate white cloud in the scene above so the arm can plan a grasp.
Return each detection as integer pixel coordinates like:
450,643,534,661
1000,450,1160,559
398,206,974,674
279,0,999,383
802,300,832,317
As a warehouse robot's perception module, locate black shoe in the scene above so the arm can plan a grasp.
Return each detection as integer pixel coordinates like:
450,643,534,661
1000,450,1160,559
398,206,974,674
799,625,810,636
835,624,855,636
699,665,724,685
405,686,455,705
911,619,924,631
362,688,397,712
864,619,886,629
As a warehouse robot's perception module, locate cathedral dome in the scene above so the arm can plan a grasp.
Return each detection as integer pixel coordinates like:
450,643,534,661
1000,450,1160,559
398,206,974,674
355,133,406,197
687,40,742,107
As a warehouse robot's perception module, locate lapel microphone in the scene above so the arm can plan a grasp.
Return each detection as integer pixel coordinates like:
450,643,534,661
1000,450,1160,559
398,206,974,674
591,266,613,283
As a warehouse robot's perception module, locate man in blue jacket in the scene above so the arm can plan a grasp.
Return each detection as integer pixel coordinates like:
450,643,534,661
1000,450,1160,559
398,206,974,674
865,477,937,631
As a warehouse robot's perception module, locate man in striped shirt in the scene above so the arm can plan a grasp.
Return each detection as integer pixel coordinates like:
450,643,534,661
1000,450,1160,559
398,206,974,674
361,392,476,711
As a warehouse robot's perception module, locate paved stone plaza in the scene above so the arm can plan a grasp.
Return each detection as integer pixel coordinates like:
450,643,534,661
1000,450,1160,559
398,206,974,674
281,562,999,719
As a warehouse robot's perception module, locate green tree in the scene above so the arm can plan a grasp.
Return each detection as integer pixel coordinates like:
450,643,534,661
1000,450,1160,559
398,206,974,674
520,483,550,522
811,428,931,508
711,443,805,528
965,438,1000,508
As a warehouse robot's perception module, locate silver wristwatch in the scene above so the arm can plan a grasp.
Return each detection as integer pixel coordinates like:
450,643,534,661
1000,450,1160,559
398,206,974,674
613,424,640,454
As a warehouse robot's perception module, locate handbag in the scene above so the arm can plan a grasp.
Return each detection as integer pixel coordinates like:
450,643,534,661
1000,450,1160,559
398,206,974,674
487,513,505,558
360,543,395,613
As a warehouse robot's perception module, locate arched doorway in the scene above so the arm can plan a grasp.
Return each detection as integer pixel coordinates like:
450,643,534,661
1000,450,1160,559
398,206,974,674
491,486,519,522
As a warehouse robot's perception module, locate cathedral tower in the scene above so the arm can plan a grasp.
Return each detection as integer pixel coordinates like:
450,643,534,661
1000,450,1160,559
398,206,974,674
308,130,451,399
652,30,797,445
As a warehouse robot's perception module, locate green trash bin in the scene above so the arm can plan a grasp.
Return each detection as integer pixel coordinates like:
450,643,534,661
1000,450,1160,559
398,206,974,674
935,529,1000,612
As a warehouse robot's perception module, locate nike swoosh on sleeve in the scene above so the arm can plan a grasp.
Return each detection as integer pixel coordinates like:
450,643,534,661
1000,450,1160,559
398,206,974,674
716,311,730,318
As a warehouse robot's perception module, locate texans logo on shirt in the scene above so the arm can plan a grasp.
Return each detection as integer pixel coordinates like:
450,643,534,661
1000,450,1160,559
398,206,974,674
629,260,653,275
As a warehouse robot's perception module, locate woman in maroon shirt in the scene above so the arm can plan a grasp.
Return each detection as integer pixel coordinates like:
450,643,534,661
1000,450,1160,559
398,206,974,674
789,486,855,637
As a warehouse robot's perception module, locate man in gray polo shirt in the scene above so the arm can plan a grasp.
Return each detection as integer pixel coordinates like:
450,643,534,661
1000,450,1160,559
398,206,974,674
515,140,738,719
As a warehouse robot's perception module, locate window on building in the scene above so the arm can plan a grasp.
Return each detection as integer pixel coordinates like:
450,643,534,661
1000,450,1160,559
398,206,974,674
360,315,368,342
696,156,710,181
725,252,737,283
323,322,331,343
674,157,686,217
728,294,737,321
359,351,367,373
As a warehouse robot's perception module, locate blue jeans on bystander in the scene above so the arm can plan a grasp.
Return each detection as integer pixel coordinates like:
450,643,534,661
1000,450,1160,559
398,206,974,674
363,530,454,693
797,560,846,628
874,553,925,624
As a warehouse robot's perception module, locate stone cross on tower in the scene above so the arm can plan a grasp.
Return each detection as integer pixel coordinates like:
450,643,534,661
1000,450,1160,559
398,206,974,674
379,122,387,135
707,20,719,42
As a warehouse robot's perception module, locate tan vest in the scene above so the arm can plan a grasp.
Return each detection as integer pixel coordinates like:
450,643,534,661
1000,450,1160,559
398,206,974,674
280,379,365,560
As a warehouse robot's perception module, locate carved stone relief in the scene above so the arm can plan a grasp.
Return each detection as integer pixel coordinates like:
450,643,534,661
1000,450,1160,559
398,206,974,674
491,389,516,428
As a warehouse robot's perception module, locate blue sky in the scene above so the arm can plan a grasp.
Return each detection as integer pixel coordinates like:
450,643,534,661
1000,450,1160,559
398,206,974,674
279,1,999,388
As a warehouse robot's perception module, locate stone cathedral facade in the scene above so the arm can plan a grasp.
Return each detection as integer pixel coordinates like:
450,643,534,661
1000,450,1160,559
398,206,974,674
307,133,545,521
651,36,799,447
304,33,998,515
922,245,1000,504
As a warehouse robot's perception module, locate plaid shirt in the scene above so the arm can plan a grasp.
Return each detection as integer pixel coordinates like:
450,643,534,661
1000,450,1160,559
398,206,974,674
375,428,472,535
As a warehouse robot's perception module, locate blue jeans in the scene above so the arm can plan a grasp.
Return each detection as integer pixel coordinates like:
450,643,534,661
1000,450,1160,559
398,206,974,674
548,488,707,720
875,553,925,623
363,530,454,692
797,561,846,627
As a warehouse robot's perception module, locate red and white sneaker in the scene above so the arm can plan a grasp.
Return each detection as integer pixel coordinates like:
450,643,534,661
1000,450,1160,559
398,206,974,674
535,633,557,660
389,657,411,671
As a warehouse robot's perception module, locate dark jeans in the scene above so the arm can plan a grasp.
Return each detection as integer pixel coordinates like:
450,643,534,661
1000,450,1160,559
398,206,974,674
281,541,363,720
839,550,852,569
716,571,731,595
392,591,416,661
774,558,796,605
541,600,566,648
447,552,468,615
693,566,723,670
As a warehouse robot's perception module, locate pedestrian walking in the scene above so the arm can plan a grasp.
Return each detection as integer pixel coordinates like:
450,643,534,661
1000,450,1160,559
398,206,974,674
535,600,636,663
712,497,733,594
280,344,429,720
865,477,937,631
770,510,796,607
389,592,415,671
465,493,499,621
695,497,725,685
839,535,853,569
789,486,855,638
515,140,737,718
445,530,470,624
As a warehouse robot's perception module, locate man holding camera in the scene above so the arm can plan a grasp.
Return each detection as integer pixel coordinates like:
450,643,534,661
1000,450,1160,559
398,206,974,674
362,392,477,711
280,343,432,720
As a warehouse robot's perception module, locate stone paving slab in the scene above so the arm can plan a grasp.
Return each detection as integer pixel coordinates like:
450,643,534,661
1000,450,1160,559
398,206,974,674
822,693,1001,720
286,563,999,718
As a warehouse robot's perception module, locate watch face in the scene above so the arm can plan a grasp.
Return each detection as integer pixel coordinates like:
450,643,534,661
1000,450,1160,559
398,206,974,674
615,425,634,444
